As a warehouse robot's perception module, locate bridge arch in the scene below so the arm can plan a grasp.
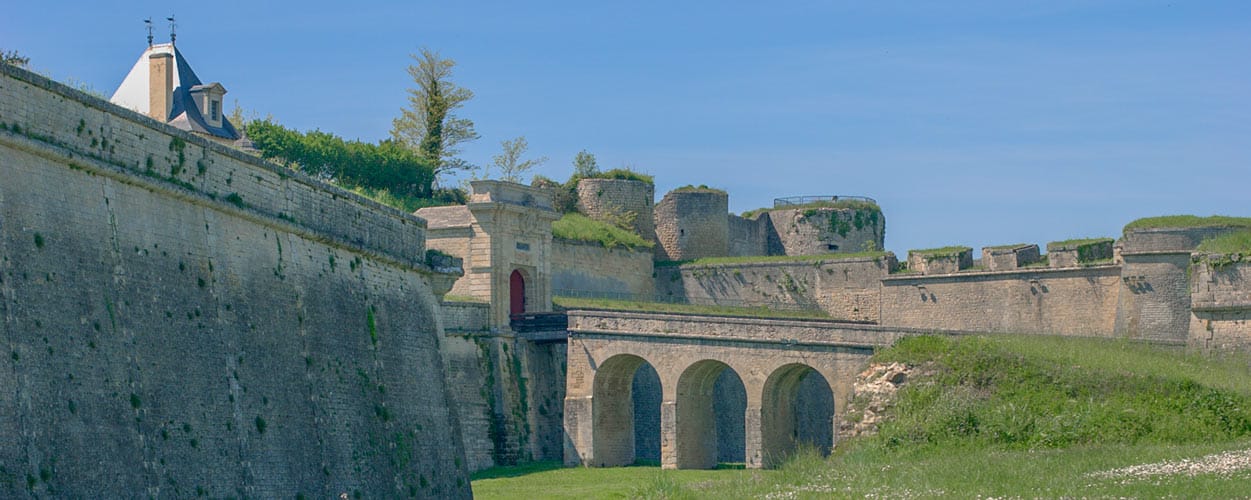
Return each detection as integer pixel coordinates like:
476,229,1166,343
591,354,661,466
760,363,835,468
675,359,746,469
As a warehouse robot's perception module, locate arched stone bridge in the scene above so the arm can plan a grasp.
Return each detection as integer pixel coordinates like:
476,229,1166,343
562,311,906,469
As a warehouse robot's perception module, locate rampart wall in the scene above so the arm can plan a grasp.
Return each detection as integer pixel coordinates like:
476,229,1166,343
880,265,1122,336
1189,258,1251,353
766,207,885,255
550,238,654,298
439,336,566,472
576,178,655,242
0,64,469,498
1115,227,1241,342
442,301,490,333
728,214,769,257
656,256,893,322
653,190,729,261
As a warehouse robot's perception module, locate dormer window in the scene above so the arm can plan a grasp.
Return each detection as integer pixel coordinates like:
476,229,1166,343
189,82,228,128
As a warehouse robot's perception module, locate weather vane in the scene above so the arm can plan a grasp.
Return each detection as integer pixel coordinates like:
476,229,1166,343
144,18,153,46
167,15,177,45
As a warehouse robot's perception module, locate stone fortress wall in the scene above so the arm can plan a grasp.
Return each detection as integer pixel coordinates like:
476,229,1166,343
575,178,655,243
7,50,1251,484
653,188,730,261
550,238,654,298
0,64,470,497
1189,256,1251,352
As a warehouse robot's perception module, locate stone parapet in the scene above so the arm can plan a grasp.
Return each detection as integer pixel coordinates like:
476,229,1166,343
982,244,1041,271
907,247,973,275
1047,239,1113,268
881,265,1122,336
653,188,729,261
0,63,431,272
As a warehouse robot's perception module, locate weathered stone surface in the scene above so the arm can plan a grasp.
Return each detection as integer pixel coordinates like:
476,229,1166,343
766,207,885,257
881,266,1122,336
656,255,895,322
907,247,973,275
982,244,1040,271
1189,258,1251,353
653,189,728,261
0,64,469,498
576,178,655,243
550,238,654,298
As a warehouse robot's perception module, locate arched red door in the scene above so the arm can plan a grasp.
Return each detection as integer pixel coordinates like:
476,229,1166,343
510,270,526,316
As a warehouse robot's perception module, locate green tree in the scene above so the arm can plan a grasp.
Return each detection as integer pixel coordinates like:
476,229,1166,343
489,136,547,183
391,48,479,182
1,49,30,68
572,149,599,177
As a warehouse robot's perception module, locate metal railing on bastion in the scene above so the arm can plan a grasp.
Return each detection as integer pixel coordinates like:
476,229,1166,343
552,288,821,313
773,195,877,207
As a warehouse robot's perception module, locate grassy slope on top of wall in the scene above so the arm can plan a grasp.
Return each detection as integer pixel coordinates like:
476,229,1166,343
591,168,654,184
1047,237,1113,250
908,246,972,259
552,213,654,250
1124,215,1251,234
1196,231,1251,255
655,251,891,268
741,199,881,219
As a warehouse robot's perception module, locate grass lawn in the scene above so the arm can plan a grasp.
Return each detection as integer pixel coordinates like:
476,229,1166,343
470,462,742,499
472,441,1251,498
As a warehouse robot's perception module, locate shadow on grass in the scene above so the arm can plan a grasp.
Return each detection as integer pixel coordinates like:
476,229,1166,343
471,459,744,482
470,461,564,480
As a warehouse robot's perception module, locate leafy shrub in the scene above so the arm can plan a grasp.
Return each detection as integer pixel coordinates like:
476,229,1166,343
245,119,436,199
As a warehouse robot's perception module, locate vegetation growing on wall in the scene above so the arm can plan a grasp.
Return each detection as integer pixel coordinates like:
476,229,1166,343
910,246,972,262
742,198,882,220
1196,231,1251,255
1124,215,1251,233
1046,238,1114,263
551,213,653,250
533,168,655,215
1194,231,1251,268
245,120,463,211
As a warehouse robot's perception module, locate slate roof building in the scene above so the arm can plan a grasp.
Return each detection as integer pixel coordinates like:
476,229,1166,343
110,43,241,143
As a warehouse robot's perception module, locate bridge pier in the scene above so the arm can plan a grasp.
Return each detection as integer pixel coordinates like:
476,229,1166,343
660,400,678,469
744,406,764,469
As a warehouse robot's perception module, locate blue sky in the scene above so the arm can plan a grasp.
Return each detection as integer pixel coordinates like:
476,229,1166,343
5,1,1249,256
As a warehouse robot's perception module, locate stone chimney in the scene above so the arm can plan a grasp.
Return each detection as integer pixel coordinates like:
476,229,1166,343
148,52,173,121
